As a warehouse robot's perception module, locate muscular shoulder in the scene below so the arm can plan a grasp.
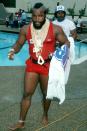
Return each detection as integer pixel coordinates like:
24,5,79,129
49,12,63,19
20,24,30,35
53,24,64,35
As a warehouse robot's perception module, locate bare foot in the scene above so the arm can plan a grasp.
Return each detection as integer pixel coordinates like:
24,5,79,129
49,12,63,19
42,115,48,126
8,122,24,130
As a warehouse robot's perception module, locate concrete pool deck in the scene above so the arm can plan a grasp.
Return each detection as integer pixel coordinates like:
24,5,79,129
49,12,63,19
0,24,87,42
0,25,87,131
0,61,87,131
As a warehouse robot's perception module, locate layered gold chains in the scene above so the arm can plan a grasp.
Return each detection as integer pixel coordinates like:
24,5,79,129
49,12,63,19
31,19,50,57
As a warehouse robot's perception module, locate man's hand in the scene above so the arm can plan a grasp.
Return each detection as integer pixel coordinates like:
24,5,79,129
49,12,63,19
8,49,15,60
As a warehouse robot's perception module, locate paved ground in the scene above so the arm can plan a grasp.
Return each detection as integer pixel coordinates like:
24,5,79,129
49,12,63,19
0,25,87,131
0,25,87,42
0,61,87,131
0,25,20,33
77,33,87,43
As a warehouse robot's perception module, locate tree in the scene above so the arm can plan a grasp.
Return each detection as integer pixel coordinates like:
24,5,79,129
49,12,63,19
67,2,76,19
57,2,60,6
46,8,50,14
79,4,86,17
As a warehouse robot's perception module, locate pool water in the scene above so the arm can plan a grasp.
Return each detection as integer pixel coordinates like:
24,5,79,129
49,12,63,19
75,41,87,59
0,32,29,66
0,32,87,66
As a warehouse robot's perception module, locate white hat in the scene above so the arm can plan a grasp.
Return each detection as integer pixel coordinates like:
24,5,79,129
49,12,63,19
55,5,65,12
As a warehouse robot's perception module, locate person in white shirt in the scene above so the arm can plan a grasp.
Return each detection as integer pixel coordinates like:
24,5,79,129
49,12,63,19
46,5,77,103
53,5,77,40
20,10,27,27
53,5,77,67
53,5,77,82
76,15,83,33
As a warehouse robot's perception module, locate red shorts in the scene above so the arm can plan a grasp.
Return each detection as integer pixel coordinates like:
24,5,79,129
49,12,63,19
25,58,50,75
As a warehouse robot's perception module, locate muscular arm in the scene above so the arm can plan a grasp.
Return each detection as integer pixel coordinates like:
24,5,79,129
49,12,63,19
70,29,77,40
8,25,29,60
53,24,70,47
12,25,28,53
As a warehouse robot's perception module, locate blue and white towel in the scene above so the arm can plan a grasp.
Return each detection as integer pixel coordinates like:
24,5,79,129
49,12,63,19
46,37,75,104
54,44,69,68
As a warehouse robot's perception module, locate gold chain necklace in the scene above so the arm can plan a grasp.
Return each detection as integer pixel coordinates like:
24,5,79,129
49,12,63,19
31,19,50,57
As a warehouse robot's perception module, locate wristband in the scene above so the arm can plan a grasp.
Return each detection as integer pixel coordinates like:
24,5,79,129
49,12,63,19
18,120,24,123
9,48,15,52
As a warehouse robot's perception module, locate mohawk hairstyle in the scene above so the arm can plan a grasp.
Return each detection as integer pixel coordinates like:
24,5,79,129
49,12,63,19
32,2,47,14
33,2,44,8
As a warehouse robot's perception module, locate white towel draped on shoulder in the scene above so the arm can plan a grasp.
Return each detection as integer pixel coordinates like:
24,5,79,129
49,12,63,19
46,37,75,104
65,37,75,84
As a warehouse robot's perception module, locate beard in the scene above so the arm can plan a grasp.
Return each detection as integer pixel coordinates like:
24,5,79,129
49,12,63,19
33,19,46,29
57,17,65,22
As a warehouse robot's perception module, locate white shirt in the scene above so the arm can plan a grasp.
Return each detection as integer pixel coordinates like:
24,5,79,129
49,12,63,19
76,18,82,27
53,18,76,37
21,12,27,20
